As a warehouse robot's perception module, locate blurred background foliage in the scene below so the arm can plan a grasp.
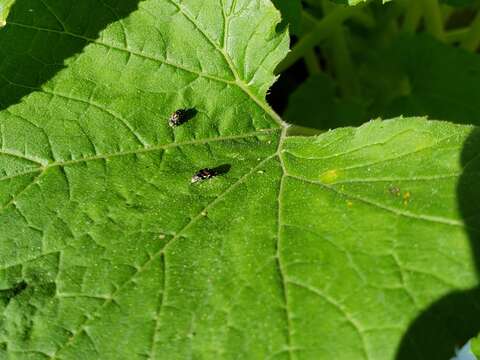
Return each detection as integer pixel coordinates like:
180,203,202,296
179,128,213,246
268,0,480,133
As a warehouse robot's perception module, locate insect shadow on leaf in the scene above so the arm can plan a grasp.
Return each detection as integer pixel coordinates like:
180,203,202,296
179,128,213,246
169,108,198,127
0,280,28,305
191,164,231,183
396,129,480,359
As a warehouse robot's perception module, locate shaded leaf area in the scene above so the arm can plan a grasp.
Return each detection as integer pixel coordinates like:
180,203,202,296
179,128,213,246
0,0,143,110
442,0,477,6
272,0,303,34
278,68,388,131
284,74,367,129
0,1,479,360
397,128,480,359
385,34,480,125
332,0,475,5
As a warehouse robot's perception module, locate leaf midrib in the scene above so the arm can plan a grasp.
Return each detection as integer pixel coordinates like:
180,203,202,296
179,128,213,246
1,129,278,171
0,129,281,215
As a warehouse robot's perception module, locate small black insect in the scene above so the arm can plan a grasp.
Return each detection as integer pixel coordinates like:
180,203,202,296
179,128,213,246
191,168,217,183
169,108,197,127
191,164,231,184
169,109,187,127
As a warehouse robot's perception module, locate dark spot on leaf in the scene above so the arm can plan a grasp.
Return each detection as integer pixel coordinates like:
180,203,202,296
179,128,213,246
389,186,400,196
11,281,28,297
211,164,231,176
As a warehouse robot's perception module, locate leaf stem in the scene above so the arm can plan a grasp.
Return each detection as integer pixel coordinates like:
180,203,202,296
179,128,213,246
304,49,321,75
322,0,359,99
440,4,454,26
329,26,359,99
351,8,376,29
299,10,318,35
276,4,361,73
422,0,445,40
445,27,470,43
460,10,480,52
403,0,422,33
287,125,324,136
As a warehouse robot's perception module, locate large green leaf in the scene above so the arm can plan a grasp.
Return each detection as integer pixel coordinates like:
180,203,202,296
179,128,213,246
472,335,480,357
271,0,302,34
332,0,391,5
385,34,480,125
332,0,471,5
284,74,367,129
0,1,479,359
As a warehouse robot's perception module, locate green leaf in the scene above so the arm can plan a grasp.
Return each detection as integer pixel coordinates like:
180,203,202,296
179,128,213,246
472,335,480,357
385,34,480,125
331,0,391,5
441,0,476,6
0,1,479,359
284,74,367,129
272,0,303,34
331,0,469,4
0,0,15,27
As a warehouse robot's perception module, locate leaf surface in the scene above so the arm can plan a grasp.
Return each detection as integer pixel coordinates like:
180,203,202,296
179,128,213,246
385,34,480,125
284,74,367,129
0,1,479,359
272,0,302,34
0,0,15,27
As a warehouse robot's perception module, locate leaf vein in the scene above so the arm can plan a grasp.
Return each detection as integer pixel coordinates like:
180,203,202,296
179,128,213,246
165,0,237,79
0,169,46,215
289,280,370,360
286,174,464,227
149,253,166,360
6,21,236,85
275,128,295,359
41,89,150,147
6,20,284,126
49,152,278,358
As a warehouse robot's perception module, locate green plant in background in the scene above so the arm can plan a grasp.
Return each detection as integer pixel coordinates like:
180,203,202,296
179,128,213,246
275,0,480,132
0,0,479,359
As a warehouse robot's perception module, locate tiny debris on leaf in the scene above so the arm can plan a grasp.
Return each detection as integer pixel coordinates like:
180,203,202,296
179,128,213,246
389,186,401,197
